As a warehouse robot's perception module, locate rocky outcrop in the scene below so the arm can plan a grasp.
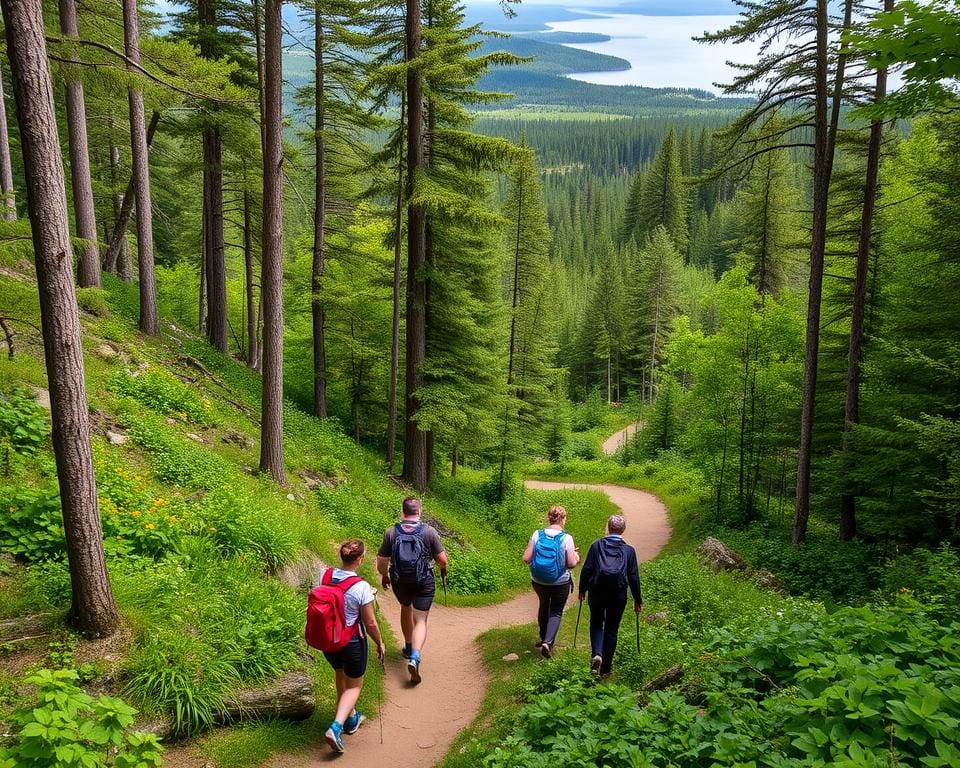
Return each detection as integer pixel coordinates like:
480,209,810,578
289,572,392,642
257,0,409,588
696,537,746,573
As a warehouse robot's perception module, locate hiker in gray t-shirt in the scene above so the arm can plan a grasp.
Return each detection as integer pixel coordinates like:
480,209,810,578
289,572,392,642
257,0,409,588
376,497,447,684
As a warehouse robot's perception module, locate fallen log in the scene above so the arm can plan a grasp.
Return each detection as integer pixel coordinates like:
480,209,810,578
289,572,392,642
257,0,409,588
639,664,684,695
140,669,315,741
0,613,54,645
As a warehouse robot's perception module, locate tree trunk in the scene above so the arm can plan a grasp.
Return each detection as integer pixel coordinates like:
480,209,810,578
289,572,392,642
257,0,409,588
243,189,259,369
312,9,327,419
102,110,159,274
203,127,228,352
198,203,207,335
0,65,16,221
1,0,118,637
839,0,891,542
108,140,131,281
402,0,429,492
386,93,405,473
792,0,830,545
58,0,100,288
259,0,285,484
122,0,158,335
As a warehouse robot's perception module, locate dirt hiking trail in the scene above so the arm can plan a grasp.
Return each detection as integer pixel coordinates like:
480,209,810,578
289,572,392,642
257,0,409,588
268,480,670,768
602,422,643,455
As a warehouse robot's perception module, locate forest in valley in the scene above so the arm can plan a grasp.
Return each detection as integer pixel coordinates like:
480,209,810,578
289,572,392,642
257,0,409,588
1,0,959,767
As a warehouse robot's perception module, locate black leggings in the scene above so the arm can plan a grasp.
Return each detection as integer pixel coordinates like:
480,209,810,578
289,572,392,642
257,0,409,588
532,580,571,646
588,590,627,675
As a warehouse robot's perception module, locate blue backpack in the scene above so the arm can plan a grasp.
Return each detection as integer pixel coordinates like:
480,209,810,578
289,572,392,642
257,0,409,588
530,530,567,583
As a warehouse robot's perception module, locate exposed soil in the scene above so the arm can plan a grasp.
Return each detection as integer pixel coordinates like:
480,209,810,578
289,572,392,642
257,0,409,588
601,421,643,456
266,479,671,768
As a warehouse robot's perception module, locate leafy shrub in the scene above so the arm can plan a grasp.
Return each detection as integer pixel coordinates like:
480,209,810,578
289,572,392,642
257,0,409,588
569,389,607,432
564,434,602,461
110,367,213,426
192,486,298,571
445,546,505,595
0,386,48,455
0,484,64,560
883,544,960,622
0,668,163,768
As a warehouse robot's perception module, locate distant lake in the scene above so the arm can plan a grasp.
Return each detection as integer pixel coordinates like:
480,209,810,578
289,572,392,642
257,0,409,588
546,13,763,93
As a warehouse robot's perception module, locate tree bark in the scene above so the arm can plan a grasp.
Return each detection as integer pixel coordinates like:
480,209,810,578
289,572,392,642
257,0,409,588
122,0,158,335
58,0,100,288
311,8,327,419
199,0,227,353
243,189,259,369
0,65,16,221
839,0,891,542
793,0,830,545
1,0,118,637
102,110,159,275
402,0,429,492
259,0,285,484
386,93,405,473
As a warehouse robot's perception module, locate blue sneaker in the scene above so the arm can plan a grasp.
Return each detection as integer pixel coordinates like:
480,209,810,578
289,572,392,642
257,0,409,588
325,721,345,753
344,710,366,735
401,643,412,660
407,650,422,684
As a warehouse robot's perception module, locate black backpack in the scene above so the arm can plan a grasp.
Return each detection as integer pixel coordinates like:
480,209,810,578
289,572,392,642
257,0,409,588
389,522,431,585
592,537,628,590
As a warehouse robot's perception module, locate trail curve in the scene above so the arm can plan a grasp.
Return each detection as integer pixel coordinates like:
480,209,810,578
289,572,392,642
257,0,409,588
266,481,670,768
602,422,643,455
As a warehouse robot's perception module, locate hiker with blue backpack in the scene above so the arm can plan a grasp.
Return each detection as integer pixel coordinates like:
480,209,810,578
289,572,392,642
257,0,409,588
579,514,642,679
304,539,386,754
523,505,580,659
376,497,448,684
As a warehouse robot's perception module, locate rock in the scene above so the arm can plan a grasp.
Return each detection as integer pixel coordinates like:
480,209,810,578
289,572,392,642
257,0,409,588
696,537,745,573
753,569,784,591
286,493,296,502
185,432,206,444
221,429,255,451
31,386,50,410
166,417,177,425
241,465,255,475
644,610,669,625
106,430,128,446
278,552,325,590
96,343,119,361
502,653,520,662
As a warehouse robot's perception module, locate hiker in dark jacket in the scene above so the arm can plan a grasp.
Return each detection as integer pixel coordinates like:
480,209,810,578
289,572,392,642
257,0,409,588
523,505,580,659
376,497,447,684
579,514,642,678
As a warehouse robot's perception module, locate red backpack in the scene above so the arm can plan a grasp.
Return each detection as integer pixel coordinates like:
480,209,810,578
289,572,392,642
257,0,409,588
305,570,363,652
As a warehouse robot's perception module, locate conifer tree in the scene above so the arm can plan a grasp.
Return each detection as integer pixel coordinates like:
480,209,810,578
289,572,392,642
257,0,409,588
617,166,644,247
636,129,688,252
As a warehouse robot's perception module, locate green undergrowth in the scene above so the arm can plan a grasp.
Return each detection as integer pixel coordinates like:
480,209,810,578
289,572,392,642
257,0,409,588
0,270,616,758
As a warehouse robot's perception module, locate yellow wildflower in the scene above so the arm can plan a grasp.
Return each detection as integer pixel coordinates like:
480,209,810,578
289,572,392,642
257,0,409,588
131,511,141,518
144,523,157,530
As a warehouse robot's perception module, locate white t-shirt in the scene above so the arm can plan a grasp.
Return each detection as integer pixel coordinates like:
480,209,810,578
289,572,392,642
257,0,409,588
529,529,576,585
323,567,375,633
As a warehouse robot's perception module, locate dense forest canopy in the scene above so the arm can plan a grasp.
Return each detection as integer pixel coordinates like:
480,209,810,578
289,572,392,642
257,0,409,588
1,0,959,766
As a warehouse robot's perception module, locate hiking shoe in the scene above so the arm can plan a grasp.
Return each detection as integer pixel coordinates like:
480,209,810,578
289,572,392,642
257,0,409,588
540,643,552,659
591,655,603,675
344,710,366,735
325,721,345,753
401,644,413,660
599,672,612,681
408,651,422,684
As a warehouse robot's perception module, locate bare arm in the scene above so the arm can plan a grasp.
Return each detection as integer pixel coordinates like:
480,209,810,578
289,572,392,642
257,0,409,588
522,538,535,564
360,602,385,661
435,550,449,573
566,536,580,569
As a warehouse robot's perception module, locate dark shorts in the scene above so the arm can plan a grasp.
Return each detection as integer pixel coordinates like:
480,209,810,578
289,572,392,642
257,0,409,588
393,578,436,611
323,635,368,679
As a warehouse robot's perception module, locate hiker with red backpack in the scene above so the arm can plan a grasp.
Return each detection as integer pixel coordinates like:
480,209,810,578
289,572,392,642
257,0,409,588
376,497,447,684
578,515,642,679
523,505,580,658
305,539,386,754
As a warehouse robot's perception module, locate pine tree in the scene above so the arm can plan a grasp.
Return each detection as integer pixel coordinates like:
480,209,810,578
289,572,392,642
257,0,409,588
635,129,688,252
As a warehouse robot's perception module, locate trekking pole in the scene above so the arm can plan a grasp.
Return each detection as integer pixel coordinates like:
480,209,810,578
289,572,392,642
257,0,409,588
635,610,641,654
573,600,582,649
378,658,384,745
441,570,448,607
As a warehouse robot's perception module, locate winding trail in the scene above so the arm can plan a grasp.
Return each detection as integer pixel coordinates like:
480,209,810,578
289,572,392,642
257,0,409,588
602,421,643,456
268,477,670,768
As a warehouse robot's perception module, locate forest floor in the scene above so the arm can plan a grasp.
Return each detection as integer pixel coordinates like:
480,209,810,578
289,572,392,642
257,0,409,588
261,478,671,768
601,422,643,456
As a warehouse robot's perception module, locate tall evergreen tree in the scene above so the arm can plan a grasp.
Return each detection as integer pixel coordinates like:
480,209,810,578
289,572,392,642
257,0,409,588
636,129,688,252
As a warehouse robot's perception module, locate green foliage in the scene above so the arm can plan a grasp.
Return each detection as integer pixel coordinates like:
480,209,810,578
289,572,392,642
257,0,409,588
74,287,111,317
109,368,214,427
0,387,48,455
0,484,64,561
883,545,960,623
0,668,163,768
444,545,506,595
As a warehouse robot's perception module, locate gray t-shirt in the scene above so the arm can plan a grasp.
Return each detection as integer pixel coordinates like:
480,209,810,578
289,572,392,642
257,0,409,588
378,520,445,569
